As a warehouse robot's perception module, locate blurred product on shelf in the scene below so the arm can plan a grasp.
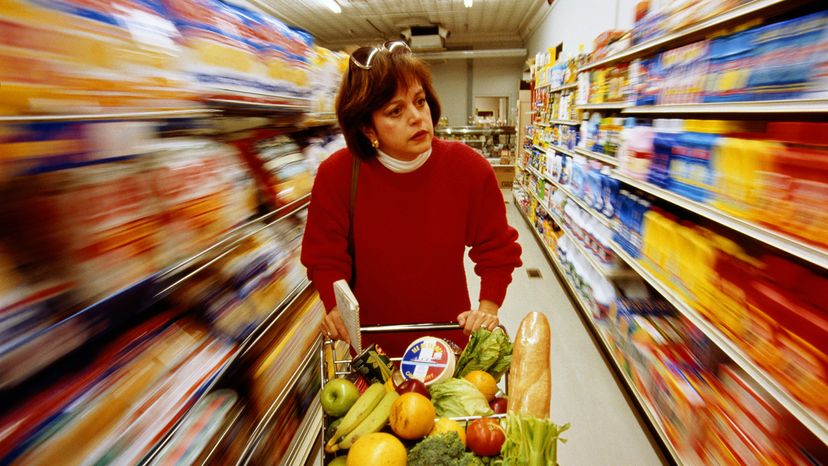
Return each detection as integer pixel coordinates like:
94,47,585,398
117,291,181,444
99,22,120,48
150,389,243,466
309,47,349,116
173,218,305,341
303,132,347,175
156,0,313,106
617,119,828,248
516,183,821,463
251,292,324,413
3,133,255,303
631,0,745,46
230,129,315,207
0,313,237,465
578,11,828,106
0,118,335,391
246,293,324,463
0,0,351,116
615,188,828,417
0,0,196,115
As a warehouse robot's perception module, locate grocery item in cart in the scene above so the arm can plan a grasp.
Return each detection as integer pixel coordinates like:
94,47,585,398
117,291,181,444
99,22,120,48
508,312,551,417
400,336,456,386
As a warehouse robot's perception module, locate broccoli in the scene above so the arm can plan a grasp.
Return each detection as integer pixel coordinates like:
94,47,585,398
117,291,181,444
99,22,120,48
407,433,485,466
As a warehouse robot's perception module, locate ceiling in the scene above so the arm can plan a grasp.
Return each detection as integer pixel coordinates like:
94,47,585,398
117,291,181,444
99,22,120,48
253,0,551,50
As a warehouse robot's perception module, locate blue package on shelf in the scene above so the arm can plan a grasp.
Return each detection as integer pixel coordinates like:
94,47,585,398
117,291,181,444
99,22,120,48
747,11,828,100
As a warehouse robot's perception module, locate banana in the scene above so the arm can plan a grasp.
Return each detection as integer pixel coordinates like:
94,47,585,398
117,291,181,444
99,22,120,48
330,390,399,452
325,383,386,451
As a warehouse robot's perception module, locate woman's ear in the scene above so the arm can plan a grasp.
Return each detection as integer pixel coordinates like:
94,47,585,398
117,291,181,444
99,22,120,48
362,126,377,143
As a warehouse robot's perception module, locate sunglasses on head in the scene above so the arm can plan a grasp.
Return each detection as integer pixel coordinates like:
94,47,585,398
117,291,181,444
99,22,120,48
350,40,412,70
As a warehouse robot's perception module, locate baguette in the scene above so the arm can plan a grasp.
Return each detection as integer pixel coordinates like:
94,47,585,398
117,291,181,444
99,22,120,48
507,312,551,418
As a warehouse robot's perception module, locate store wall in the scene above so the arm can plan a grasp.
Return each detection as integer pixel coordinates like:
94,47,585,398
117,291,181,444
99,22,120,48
428,58,524,127
428,60,469,127
526,0,639,57
472,59,523,126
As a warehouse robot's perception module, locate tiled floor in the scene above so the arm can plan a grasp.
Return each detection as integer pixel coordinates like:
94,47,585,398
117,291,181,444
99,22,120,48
463,190,664,466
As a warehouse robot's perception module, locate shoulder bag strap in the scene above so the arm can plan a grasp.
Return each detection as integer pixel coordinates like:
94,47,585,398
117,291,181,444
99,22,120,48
348,156,359,286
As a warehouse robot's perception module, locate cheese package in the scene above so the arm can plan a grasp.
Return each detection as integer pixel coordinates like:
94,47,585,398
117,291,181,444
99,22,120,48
401,337,457,386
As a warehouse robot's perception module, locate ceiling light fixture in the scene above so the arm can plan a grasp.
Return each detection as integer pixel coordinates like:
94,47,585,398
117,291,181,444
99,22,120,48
464,0,472,7
320,0,342,13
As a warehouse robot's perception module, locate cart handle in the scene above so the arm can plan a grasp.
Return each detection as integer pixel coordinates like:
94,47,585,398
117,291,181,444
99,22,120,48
358,322,461,334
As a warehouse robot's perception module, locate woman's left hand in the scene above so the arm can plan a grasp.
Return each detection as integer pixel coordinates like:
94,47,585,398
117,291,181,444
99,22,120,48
457,300,500,335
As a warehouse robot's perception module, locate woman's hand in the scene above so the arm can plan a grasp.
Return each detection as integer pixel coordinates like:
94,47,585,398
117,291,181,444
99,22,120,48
322,306,351,344
457,300,500,335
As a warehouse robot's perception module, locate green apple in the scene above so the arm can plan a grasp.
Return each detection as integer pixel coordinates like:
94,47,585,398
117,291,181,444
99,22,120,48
321,378,360,417
328,456,347,466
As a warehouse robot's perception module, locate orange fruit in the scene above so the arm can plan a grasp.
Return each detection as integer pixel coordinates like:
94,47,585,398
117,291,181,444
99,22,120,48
346,433,406,466
464,370,498,402
389,392,436,440
430,417,466,446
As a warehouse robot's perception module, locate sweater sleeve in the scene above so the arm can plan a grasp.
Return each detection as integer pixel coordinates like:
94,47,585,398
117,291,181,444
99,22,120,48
466,156,523,307
300,153,352,311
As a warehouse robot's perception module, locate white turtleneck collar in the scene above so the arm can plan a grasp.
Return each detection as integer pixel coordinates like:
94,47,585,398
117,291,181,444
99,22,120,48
376,147,432,173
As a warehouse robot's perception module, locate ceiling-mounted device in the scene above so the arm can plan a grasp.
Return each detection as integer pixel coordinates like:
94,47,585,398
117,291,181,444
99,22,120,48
401,25,450,50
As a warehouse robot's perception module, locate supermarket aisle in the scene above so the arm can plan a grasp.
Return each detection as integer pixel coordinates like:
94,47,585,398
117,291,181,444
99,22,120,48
465,189,663,466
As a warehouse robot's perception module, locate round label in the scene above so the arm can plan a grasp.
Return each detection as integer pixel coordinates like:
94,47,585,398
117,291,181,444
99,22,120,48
400,337,454,385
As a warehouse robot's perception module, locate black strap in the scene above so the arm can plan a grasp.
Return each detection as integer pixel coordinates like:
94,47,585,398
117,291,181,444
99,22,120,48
348,156,359,286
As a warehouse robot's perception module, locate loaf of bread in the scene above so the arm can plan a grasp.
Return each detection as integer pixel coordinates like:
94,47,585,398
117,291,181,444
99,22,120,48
507,312,551,418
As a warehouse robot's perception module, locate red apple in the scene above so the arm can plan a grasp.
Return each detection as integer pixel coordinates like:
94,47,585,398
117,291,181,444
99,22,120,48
395,378,430,399
489,397,507,414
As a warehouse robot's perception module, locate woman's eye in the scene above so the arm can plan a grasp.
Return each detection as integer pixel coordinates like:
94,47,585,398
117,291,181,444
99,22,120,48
416,98,426,106
389,108,402,117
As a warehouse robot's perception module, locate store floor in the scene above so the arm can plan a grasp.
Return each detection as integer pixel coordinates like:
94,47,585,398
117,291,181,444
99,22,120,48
463,189,664,466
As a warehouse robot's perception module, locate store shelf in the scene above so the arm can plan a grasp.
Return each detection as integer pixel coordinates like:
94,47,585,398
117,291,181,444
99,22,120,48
139,349,242,465
610,242,828,444
576,102,633,111
612,172,828,269
622,99,828,115
0,109,218,123
280,397,324,466
548,119,581,126
239,335,323,465
302,112,338,127
156,194,311,298
576,0,794,72
1,194,311,394
435,126,516,135
525,165,613,230
141,279,313,465
574,148,620,167
537,82,578,92
513,192,685,466
522,179,633,279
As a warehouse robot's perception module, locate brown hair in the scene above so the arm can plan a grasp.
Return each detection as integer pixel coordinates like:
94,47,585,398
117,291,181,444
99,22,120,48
335,49,442,160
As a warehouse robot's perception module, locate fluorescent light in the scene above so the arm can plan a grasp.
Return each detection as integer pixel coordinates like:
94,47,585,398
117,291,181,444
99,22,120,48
464,0,472,7
320,0,341,13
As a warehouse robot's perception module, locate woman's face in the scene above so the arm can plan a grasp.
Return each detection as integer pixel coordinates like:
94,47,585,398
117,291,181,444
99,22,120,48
367,81,433,161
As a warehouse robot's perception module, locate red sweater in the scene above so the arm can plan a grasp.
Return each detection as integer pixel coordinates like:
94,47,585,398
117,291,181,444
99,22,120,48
301,138,522,355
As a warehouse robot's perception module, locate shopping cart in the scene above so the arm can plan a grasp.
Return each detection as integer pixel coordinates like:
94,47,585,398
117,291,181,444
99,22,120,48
320,321,510,453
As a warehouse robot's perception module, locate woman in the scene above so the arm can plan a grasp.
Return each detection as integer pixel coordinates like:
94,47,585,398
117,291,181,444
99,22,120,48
301,41,522,356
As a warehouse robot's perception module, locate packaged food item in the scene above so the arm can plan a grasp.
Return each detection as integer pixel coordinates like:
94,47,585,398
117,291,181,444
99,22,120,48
352,344,394,385
401,337,457,386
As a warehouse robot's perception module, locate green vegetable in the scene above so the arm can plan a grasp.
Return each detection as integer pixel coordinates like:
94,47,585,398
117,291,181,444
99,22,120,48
454,328,512,381
429,378,493,418
497,414,570,466
408,432,485,466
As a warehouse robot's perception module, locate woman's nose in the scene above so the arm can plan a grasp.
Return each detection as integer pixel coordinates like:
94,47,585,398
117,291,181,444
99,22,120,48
407,104,423,123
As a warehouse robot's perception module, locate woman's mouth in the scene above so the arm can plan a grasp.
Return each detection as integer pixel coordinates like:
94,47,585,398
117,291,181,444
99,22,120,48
411,130,428,141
